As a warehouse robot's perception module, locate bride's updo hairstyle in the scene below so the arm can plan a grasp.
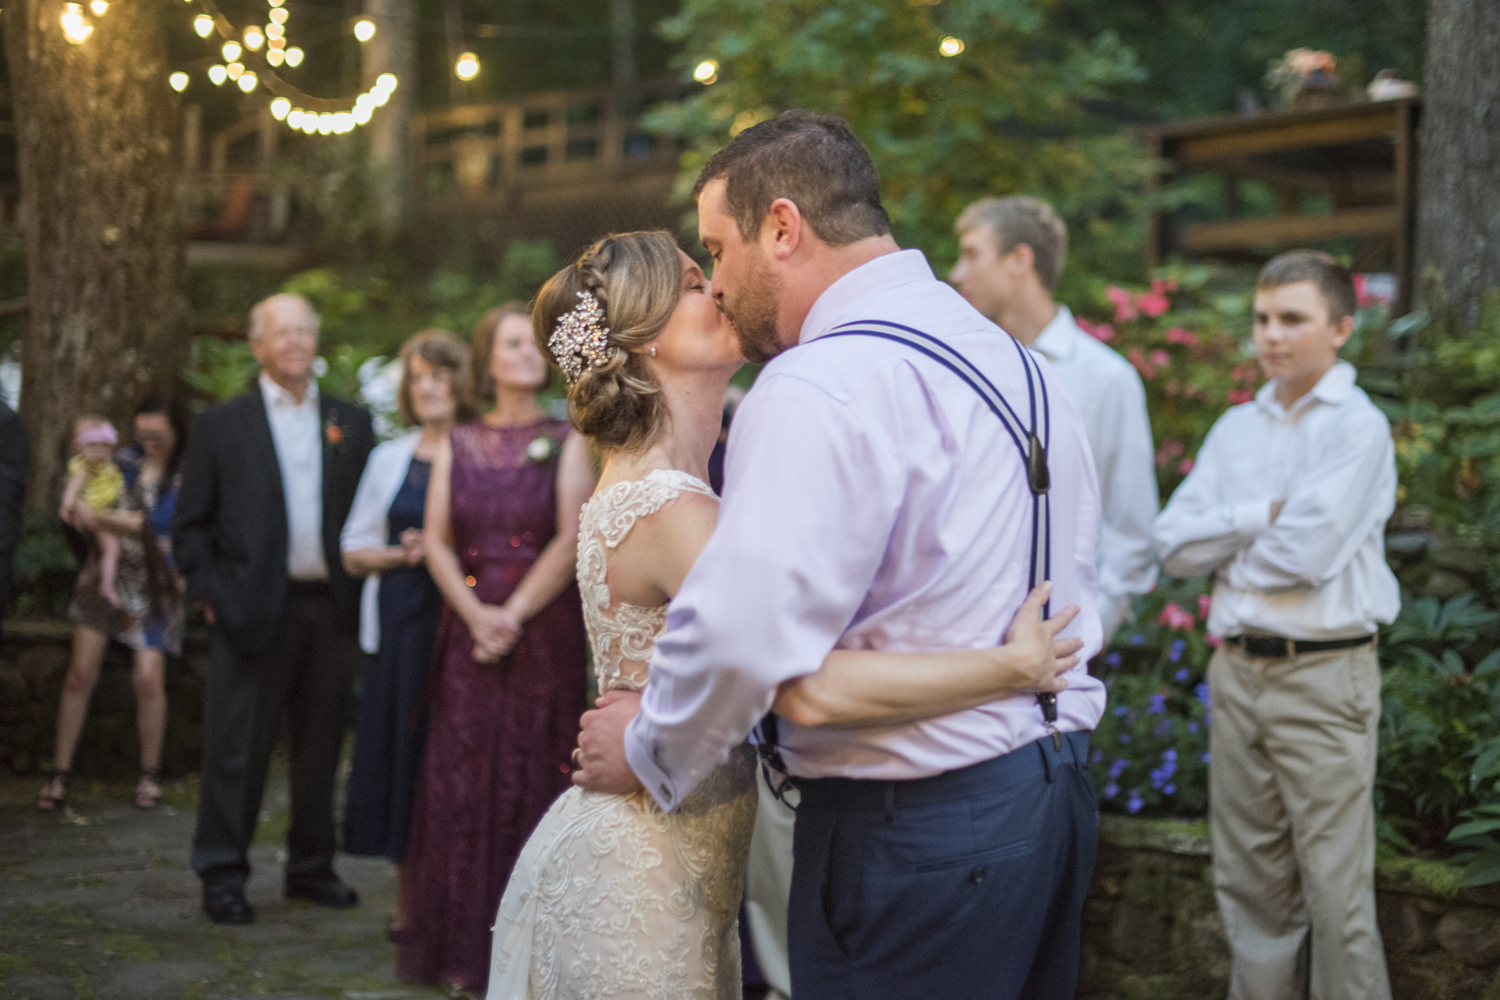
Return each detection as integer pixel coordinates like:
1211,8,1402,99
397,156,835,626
533,230,682,452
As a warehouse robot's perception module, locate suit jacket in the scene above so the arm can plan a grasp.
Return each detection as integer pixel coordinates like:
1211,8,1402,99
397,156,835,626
0,401,27,611
173,384,374,658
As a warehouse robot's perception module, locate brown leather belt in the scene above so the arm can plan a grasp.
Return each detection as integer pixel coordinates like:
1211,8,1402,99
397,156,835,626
1225,634,1374,659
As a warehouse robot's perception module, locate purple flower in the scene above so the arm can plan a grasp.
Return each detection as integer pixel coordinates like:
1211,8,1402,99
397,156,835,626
1131,634,1146,646
1187,722,1198,733
1154,719,1173,738
1104,783,1119,799
1201,752,1211,763
1163,748,1177,762
1109,758,1129,779
1174,668,1190,682
1105,653,1122,668
1114,705,1131,717
1195,683,1210,706
1127,790,1144,814
1090,749,1104,764
1119,733,1132,744
1163,784,1176,795
1168,639,1186,663
1147,693,1166,715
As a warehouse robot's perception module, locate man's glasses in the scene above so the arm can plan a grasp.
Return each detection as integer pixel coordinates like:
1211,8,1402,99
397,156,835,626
135,432,172,445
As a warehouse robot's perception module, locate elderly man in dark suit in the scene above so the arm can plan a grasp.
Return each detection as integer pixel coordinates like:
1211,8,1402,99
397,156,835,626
175,293,374,925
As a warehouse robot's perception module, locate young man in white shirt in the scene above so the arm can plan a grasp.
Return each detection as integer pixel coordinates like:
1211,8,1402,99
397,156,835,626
1154,251,1397,1000
951,196,1158,641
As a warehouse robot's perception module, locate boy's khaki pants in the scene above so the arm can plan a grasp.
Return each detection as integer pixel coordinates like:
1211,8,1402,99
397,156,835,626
1209,641,1391,1000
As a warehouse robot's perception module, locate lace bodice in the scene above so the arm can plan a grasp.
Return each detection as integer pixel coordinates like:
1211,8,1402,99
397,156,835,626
578,469,717,694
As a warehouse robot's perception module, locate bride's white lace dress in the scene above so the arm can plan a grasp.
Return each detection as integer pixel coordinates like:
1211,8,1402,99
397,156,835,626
487,470,758,1000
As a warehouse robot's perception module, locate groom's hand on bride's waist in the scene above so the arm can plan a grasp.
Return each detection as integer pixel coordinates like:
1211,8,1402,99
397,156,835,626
572,690,646,795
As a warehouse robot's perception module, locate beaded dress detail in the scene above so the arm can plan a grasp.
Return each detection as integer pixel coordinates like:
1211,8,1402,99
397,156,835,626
488,470,758,1000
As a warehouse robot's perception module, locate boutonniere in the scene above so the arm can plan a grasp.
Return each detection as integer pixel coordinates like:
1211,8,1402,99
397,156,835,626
526,436,560,463
323,416,347,452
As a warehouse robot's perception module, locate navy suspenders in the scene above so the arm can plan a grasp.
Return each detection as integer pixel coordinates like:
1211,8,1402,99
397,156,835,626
755,320,1059,800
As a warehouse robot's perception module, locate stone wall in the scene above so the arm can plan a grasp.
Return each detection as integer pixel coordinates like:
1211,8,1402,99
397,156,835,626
1083,815,1500,999
0,620,210,779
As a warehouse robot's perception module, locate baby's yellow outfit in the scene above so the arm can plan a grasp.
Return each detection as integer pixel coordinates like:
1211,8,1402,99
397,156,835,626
69,454,123,511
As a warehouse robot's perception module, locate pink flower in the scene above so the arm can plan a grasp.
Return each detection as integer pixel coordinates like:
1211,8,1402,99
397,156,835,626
1165,379,1180,396
1157,602,1196,631
1106,286,1138,322
1161,439,1185,458
1149,348,1171,368
1127,346,1156,380
1164,327,1198,347
1135,290,1171,318
1077,318,1116,343
1154,278,1178,294
1197,594,1212,619
1178,458,1195,475
1228,389,1254,405
1206,633,1222,648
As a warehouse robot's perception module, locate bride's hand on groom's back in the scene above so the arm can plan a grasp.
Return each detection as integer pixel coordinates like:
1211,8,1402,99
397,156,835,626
572,689,647,795
1001,582,1084,694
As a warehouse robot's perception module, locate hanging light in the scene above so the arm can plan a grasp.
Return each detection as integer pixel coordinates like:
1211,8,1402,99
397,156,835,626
317,113,334,135
454,52,480,81
169,71,190,92
333,112,355,132
269,8,288,24
193,13,214,37
693,59,719,85
939,36,965,57
301,114,318,135
237,70,258,93
226,61,244,80
352,102,373,125
353,18,375,42
376,73,397,92
221,40,241,61
243,26,264,50
266,24,284,41
266,47,285,66
268,0,284,6
287,109,305,129
284,46,304,67
60,3,93,44
89,0,108,16
207,64,228,85
270,98,291,120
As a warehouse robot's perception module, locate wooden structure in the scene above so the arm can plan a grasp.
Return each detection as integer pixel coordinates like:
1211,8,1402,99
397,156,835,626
1142,99,1420,310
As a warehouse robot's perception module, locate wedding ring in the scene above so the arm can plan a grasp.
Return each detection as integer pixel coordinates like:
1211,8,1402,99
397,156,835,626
571,748,583,768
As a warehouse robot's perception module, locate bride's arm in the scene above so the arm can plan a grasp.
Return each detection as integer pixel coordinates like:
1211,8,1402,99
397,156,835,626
772,583,1084,730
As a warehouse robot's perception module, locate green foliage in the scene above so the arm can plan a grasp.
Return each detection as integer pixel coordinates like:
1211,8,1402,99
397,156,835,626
647,0,1153,288
180,338,258,405
11,513,79,619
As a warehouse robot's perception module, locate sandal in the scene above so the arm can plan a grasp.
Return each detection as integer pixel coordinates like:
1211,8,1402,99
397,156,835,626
135,769,162,810
37,770,69,812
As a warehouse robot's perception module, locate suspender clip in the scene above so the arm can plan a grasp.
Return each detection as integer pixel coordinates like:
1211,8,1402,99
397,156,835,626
1027,433,1049,495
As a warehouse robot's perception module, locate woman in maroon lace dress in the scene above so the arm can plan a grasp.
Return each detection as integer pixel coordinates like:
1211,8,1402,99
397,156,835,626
399,302,594,992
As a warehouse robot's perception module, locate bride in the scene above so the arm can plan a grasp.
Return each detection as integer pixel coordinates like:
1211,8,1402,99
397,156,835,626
487,231,1083,1000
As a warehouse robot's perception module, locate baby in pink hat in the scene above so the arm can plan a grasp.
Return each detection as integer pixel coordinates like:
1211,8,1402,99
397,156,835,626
60,415,125,608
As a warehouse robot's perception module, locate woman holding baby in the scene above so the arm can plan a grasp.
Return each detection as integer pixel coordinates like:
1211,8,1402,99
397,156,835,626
38,390,191,812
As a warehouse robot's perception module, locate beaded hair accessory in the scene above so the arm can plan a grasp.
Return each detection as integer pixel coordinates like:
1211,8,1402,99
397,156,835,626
549,290,612,385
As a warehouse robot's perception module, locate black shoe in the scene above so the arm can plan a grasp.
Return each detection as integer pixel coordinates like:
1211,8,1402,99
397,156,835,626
285,874,359,908
202,882,254,925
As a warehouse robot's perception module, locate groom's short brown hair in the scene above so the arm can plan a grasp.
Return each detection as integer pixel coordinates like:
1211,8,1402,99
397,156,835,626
692,110,892,247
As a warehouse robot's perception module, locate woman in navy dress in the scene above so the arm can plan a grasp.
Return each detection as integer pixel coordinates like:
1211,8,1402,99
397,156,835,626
340,331,474,938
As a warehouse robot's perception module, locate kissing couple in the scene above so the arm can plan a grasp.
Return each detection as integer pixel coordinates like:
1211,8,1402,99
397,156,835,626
486,111,1106,1000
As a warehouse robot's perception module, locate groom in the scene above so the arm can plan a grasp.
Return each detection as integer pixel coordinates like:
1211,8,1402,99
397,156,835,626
574,111,1106,998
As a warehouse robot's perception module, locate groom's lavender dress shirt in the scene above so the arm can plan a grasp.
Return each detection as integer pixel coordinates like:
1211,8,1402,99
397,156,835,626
625,250,1106,811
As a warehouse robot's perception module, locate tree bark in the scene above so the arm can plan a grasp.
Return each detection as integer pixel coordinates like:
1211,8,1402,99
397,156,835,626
1418,0,1500,327
4,0,186,511
363,0,415,231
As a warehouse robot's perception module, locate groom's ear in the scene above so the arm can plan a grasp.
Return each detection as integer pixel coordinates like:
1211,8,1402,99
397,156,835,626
764,197,805,262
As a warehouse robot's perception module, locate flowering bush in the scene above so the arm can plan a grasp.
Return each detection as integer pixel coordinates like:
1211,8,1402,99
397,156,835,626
1073,266,1260,498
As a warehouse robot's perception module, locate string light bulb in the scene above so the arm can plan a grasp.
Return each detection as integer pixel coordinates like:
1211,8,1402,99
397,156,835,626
169,71,189,92
60,3,93,44
939,36,965,57
207,64,228,85
89,0,108,16
193,13,213,37
287,109,304,128
221,40,241,61
226,62,244,80
376,73,397,92
454,52,480,81
243,26,264,50
352,103,373,124
270,98,291,120
284,46,304,67
269,8,288,24
353,18,375,42
266,47,285,66
266,24,284,41
693,60,718,84
237,70,258,93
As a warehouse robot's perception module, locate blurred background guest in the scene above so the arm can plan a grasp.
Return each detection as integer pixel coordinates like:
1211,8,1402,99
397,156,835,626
38,390,189,813
341,329,473,942
0,397,26,627
398,303,592,993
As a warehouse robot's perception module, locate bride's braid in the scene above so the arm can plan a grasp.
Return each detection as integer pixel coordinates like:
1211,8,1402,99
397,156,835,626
533,231,681,451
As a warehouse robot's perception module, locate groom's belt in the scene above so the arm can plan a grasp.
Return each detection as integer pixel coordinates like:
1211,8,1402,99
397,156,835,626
796,730,1089,812
1224,634,1373,659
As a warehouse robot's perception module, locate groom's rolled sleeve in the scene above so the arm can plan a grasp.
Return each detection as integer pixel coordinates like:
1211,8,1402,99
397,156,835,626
625,367,903,811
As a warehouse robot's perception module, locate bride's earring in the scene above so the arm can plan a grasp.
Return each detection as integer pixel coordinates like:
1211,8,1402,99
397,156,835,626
650,345,657,357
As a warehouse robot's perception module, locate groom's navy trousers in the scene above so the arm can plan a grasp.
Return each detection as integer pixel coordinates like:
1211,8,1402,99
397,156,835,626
787,730,1097,999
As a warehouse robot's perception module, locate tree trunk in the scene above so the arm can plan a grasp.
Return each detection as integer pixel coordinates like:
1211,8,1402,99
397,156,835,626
4,0,186,511
1418,0,1500,327
364,0,415,231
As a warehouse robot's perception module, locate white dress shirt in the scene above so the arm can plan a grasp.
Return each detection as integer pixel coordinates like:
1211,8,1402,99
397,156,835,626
341,431,420,653
1153,361,1399,639
1032,306,1160,638
259,372,328,582
624,250,1106,811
